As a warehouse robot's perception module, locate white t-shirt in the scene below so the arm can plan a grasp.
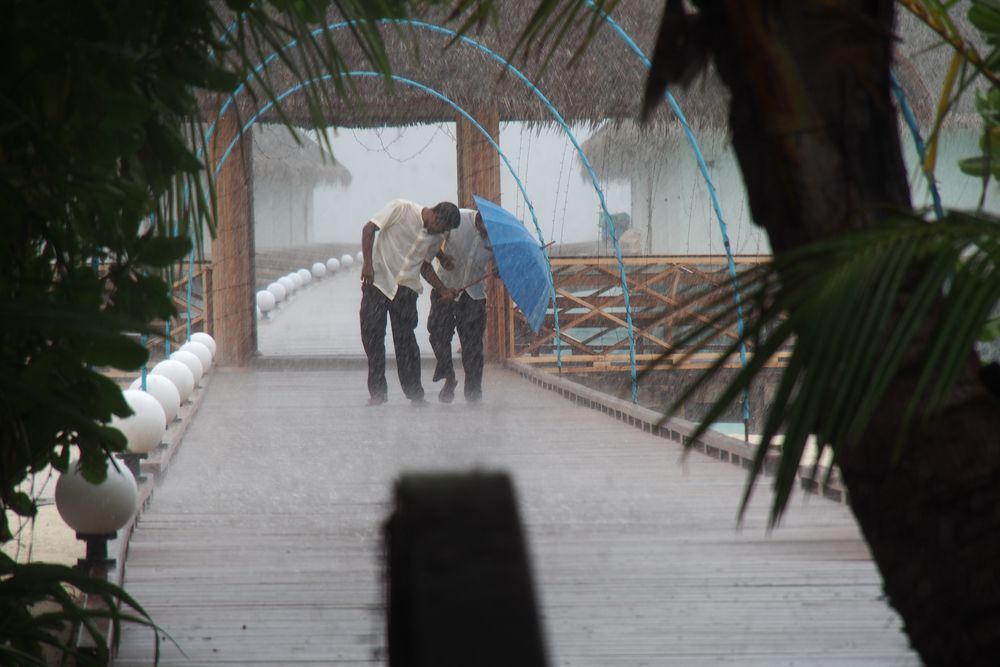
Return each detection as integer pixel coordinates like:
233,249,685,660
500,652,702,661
435,208,493,300
369,200,447,299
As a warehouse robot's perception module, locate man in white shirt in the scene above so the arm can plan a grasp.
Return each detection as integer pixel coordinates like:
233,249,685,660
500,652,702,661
360,200,461,406
428,208,494,403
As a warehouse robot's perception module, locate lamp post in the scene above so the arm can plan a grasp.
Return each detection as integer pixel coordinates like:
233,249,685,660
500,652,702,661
180,340,213,374
170,349,204,386
190,331,217,358
111,389,166,482
256,289,276,318
55,458,138,570
267,281,287,305
151,358,195,403
128,373,181,423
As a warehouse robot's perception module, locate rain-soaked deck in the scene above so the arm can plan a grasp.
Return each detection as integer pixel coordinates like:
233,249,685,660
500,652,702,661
114,270,918,666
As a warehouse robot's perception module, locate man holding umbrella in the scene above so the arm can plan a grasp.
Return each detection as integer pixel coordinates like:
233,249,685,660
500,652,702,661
360,199,461,406
428,207,494,403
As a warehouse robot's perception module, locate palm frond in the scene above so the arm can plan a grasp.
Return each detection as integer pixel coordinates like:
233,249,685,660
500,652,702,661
0,555,164,666
659,213,1000,525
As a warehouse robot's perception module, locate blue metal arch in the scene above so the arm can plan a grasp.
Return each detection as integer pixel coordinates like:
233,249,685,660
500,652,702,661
186,10,937,418
591,5,946,424
890,72,944,220
585,3,750,422
208,12,767,404
206,18,644,387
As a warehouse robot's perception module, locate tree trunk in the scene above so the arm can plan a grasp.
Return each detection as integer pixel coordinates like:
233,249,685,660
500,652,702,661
698,1,1000,662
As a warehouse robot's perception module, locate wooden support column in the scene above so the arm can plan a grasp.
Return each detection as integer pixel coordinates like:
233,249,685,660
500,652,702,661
456,106,510,363
209,110,257,366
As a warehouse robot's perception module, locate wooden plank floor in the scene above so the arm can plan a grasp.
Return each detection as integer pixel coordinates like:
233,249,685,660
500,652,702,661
115,274,918,666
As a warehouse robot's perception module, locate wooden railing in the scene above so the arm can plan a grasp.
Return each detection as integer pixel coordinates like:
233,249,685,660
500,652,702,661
157,261,213,355
508,255,790,374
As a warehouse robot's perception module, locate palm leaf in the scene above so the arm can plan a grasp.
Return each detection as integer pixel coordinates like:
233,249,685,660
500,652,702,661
657,213,1000,525
0,555,166,666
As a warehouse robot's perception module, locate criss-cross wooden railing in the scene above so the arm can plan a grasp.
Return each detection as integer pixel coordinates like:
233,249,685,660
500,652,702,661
508,255,790,374
157,261,213,354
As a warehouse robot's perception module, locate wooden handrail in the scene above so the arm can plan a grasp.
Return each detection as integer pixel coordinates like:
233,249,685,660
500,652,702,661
504,255,783,374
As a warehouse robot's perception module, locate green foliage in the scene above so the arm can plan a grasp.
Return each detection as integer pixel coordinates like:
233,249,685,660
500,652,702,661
981,314,1000,340
900,1,1000,212
0,0,211,543
665,214,1000,524
958,87,1000,181
1,0,519,663
0,553,160,666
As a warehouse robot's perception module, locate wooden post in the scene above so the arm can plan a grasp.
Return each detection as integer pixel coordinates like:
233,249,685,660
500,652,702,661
209,110,257,366
456,106,509,363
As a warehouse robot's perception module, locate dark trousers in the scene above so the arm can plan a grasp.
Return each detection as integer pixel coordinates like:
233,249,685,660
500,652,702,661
428,289,487,398
360,284,423,400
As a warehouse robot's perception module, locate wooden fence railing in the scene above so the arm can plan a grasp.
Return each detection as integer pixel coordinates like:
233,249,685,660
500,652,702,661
156,261,213,355
508,255,790,374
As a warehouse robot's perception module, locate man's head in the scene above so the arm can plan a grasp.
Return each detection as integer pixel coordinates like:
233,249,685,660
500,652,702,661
424,202,461,234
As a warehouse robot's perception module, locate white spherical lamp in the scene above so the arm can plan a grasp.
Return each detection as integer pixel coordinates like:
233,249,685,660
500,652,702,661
267,281,287,302
340,253,355,268
111,390,166,455
56,458,138,534
170,349,204,385
151,359,195,403
289,272,303,289
256,289,275,314
278,276,295,294
191,332,217,357
181,341,212,373
326,257,341,273
55,457,138,567
297,268,312,285
356,251,363,265
311,262,327,278
129,374,181,423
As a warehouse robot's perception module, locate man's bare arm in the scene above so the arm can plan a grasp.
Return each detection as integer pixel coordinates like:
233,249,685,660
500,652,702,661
421,261,456,299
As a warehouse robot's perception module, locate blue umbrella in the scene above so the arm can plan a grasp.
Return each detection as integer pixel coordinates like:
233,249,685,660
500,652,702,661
473,196,552,333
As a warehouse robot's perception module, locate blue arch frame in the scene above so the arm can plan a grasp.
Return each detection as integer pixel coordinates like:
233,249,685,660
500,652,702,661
208,12,759,404
585,3,750,421
590,5,945,423
206,18,643,388
170,8,941,424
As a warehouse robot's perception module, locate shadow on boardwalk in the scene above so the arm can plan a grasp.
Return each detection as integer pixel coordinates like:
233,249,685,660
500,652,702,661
114,276,917,666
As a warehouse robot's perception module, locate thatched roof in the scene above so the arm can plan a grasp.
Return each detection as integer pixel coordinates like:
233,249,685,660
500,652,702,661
578,7,985,181
219,1,720,129
252,123,352,189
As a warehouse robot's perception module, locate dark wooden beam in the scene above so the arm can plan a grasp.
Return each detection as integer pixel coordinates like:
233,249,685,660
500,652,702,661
456,106,508,363
209,111,257,366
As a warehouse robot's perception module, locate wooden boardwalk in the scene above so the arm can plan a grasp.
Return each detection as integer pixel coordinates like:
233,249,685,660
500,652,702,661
256,260,434,359
114,274,918,666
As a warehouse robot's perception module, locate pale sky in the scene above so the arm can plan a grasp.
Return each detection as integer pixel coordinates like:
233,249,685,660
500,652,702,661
313,121,631,245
